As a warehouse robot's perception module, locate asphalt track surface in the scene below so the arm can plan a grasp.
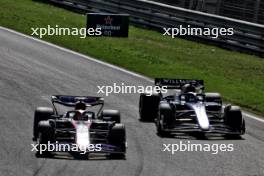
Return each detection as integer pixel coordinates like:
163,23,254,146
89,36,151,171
0,27,263,176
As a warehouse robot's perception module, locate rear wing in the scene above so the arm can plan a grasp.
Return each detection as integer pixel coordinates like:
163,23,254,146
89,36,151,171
51,95,104,107
155,78,204,90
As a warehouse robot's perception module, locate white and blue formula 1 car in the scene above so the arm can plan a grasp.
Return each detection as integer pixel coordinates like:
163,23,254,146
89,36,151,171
33,95,126,159
139,78,245,138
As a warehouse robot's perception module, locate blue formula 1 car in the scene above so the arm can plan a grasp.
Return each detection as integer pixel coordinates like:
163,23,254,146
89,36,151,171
139,78,245,137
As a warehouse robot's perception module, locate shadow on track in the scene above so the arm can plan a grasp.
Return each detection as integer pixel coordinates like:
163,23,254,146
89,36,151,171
35,152,126,161
157,132,245,141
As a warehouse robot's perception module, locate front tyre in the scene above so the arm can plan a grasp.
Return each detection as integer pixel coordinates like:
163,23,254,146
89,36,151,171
224,105,245,136
33,107,54,141
108,124,126,159
156,102,174,137
36,121,54,157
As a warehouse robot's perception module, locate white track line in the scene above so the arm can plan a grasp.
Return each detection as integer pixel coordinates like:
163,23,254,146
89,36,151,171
242,112,264,123
0,27,152,83
1,26,263,123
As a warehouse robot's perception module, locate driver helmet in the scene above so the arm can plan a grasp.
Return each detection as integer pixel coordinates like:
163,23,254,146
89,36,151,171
181,84,196,93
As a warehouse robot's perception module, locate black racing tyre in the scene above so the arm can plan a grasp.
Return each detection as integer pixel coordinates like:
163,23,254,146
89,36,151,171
156,102,174,136
108,124,126,159
36,121,55,156
159,102,175,125
38,121,55,143
139,93,161,122
157,122,170,137
241,118,246,135
224,105,245,134
33,107,54,140
205,93,222,102
101,109,121,123
205,93,222,111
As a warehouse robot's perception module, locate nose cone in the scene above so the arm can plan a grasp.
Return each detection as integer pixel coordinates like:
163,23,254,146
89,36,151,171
72,120,92,151
188,103,210,131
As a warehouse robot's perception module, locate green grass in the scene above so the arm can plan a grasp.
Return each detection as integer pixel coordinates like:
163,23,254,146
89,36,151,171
1,0,264,115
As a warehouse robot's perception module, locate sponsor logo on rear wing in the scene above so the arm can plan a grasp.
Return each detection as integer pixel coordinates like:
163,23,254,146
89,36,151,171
155,78,204,89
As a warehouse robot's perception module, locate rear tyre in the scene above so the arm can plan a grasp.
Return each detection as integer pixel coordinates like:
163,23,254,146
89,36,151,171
205,93,222,111
108,124,126,159
33,107,54,140
139,93,161,122
101,109,121,123
224,106,245,136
